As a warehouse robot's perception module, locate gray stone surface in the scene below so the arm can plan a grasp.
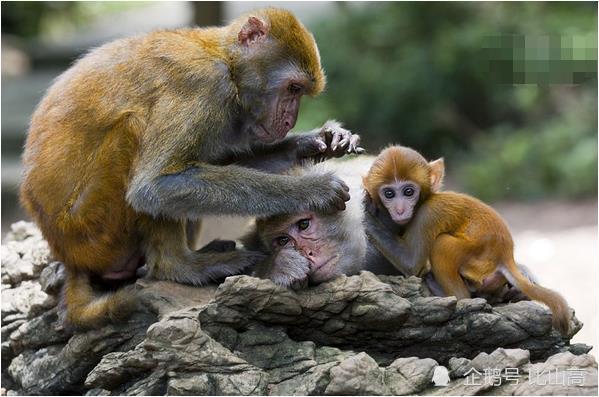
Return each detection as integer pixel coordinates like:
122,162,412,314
2,222,597,396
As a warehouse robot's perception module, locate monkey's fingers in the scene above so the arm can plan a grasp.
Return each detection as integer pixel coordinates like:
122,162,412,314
336,130,352,149
330,132,342,151
308,136,328,154
348,135,362,153
198,239,237,253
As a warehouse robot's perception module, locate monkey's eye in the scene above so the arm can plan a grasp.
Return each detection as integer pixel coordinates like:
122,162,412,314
403,187,415,197
383,188,395,199
275,236,290,247
288,83,303,94
297,218,310,231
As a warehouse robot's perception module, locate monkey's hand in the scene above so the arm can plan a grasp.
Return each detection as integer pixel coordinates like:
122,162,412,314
362,192,399,231
306,172,350,213
297,120,364,163
198,239,237,253
253,249,310,288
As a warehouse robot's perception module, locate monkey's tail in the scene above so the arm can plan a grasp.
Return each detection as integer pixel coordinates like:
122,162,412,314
500,259,571,336
64,269,138,328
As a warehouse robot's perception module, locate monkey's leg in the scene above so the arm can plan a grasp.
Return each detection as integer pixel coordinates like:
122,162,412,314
429,235,472,300
141,219,266,285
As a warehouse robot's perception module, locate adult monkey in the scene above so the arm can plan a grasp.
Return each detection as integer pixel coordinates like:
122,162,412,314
242,161,399,287
20,8,362,327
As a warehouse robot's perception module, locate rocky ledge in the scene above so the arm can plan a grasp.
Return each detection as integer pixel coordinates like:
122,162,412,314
1,221,597,395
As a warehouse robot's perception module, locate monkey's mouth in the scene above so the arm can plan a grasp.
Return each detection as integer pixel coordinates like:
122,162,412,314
309,255,338,279
392,214,412,225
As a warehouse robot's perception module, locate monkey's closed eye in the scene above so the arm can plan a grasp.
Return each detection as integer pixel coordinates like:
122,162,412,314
297,218,310,230
288,83,303,94
383,188,395,199
275,236,290,247
403,187,415,197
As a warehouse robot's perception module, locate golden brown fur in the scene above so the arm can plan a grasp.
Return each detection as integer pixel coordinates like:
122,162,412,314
20,8,327,327
364,145,571,336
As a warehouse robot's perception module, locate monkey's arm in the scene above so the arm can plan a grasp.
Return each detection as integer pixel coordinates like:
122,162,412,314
236,120,364,173
364,211,422,276
128,162,349,219
363,195,432,277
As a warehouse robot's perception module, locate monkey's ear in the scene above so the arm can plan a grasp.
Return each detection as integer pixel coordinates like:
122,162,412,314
429,158,445,192
238,16,269,46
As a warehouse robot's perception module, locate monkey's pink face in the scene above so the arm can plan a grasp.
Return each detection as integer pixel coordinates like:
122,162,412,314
270,212,339,282
255,77,308,143
378,181,421,225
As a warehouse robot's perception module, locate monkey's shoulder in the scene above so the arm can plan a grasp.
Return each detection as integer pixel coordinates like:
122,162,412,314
430,191,492,209
430,191,509,231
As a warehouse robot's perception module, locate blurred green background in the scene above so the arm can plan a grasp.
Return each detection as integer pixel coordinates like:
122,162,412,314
296,2,597,202
1,1,597,229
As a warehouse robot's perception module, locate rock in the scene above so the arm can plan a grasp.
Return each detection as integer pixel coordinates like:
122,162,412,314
1,221,596,396
513,352,598,396
448,357,472,378
325,352,385,395
385,357,438,394
4,221,43,243
1,221,50,286
85,311,269,395
1,281,56,323
8,311,155,395
199,273,579,364
471,348,531,372
39,262,66,294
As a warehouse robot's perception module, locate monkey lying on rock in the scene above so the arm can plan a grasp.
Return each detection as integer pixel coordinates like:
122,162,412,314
241,161,401,287
20,8,362,327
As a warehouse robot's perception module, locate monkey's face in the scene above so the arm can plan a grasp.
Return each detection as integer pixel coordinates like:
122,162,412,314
377,180,421,225
263,211,343,283
249,80,306,143
238,62,313,144
232,12,324,144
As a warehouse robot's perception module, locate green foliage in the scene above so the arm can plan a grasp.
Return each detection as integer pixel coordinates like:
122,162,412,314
297,2,597,201
457,91,597,200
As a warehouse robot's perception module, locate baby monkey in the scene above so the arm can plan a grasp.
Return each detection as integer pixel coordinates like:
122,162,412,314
363,145,571,336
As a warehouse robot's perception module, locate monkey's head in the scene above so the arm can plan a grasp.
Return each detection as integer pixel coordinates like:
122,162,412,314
363,146,445,225
227,8,326,143
254,208,364,284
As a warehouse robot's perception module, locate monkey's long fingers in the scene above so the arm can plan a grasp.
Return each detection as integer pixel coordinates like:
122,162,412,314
348,134,362,153
297,135,327,158
310,136,328,153
330,132,342,151
337,130,352,149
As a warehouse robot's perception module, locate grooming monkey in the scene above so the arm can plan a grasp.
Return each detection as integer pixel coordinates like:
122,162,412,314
20,8,363,327
362,146,571,335
242,161,400,287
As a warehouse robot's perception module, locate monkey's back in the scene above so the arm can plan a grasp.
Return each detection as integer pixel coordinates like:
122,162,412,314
429,191,514,255
19,28,234,270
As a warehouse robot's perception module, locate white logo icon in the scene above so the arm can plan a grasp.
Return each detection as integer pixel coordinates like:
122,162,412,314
432,366,450,387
